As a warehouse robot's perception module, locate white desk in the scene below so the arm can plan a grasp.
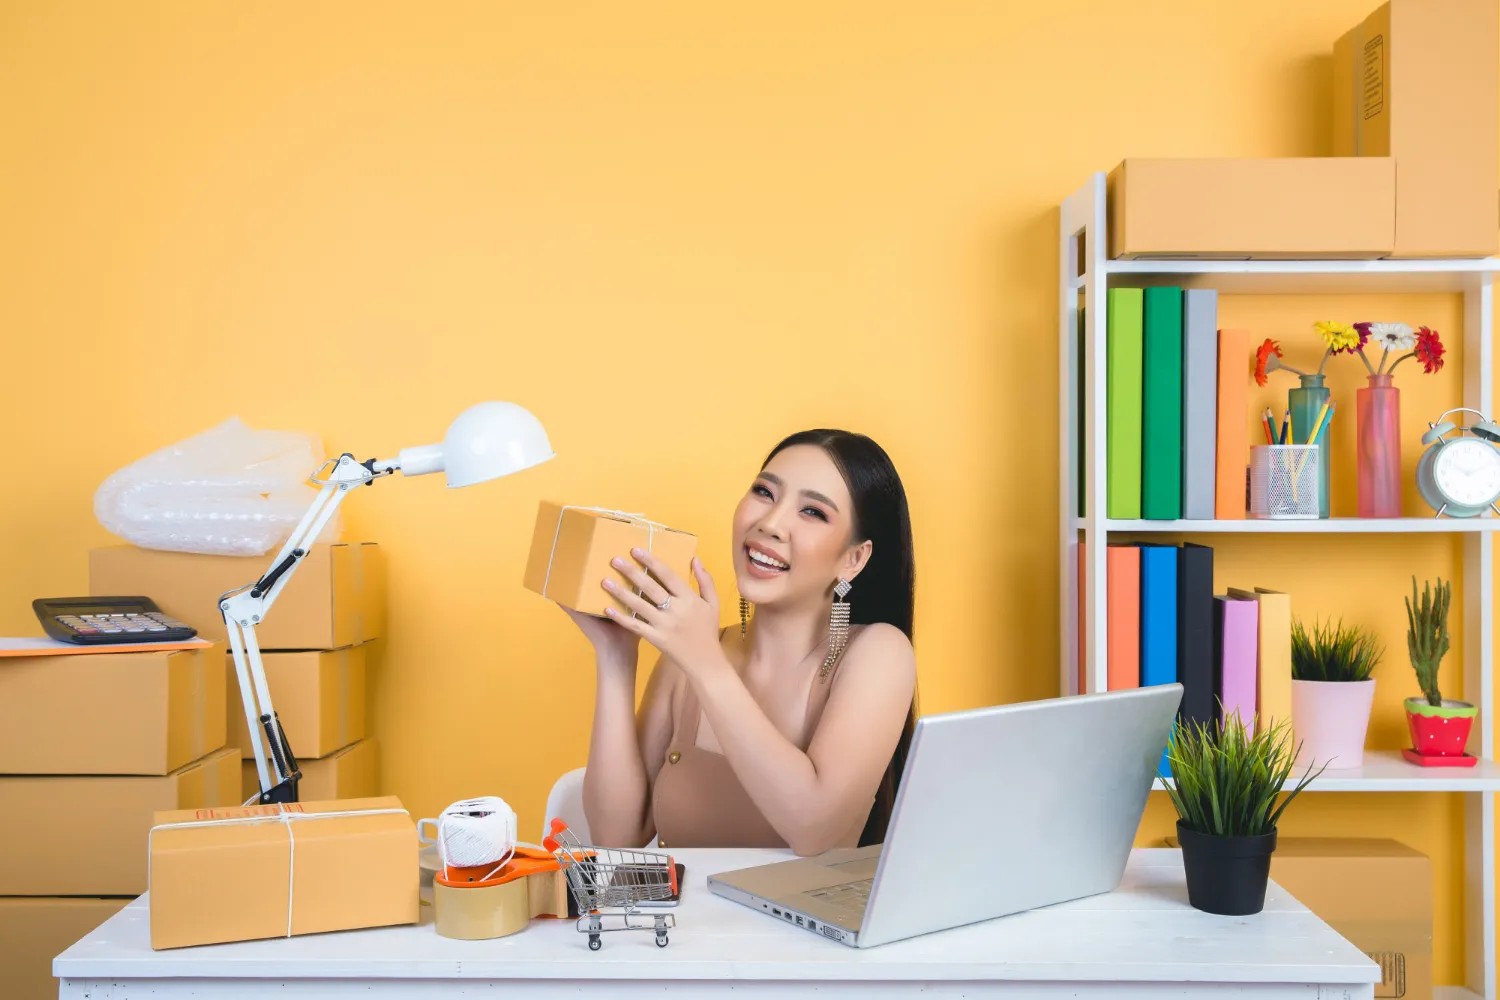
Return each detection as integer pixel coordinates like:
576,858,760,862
56,847,1379,999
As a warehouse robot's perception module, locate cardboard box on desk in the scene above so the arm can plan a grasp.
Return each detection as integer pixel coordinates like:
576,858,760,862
0,747,240,895
227,644,367,759
241,738,379,803
89,542,385,650
1164,835,1431,1000
1333,0,1498,257
0,646,223,775
1106,157,1396,259
0,897,131,1000
148,795,418,950
522,502,698,616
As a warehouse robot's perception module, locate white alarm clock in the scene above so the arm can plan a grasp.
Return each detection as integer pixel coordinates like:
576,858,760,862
1416,407,1500,518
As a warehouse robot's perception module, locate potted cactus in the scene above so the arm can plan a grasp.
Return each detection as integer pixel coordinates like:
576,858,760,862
1402,576,1477,765
1164,710,1324,916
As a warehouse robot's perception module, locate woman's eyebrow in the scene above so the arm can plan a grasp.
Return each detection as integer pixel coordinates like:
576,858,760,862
800,489,840,512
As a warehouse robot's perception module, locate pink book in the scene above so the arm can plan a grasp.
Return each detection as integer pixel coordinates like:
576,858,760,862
1213,595,1258,733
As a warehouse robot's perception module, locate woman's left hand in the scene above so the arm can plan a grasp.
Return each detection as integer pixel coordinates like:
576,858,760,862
602,550,727,679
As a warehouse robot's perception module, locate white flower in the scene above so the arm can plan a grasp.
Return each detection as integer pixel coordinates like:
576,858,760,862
1370,322,1415,351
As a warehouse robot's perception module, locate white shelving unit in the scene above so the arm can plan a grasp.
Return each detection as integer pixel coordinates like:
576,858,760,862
1058,171,1500,999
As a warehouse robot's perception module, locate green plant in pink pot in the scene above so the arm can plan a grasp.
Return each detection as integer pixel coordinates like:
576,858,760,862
1402,576,1478,765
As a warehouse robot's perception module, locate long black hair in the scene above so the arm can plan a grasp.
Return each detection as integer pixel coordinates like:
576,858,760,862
762,429,917,848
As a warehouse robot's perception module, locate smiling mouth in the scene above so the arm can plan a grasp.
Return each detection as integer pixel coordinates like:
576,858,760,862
746,545,790,573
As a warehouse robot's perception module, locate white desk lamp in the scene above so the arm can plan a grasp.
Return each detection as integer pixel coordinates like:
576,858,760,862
220,401,554,804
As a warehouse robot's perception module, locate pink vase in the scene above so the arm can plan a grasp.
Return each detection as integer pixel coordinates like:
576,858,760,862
1291,679,1376,770
1357,373,1401,518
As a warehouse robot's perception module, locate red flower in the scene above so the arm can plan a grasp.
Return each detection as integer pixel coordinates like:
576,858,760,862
1254,338,1282,386
1414,326,1445,373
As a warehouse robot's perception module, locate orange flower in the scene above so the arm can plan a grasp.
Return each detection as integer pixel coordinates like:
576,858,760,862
1254,338,1282,386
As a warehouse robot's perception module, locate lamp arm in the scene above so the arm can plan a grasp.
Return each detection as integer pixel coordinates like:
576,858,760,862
220,453,390,803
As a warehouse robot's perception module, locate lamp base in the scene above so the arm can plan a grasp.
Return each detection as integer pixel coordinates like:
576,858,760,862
258,771,303,803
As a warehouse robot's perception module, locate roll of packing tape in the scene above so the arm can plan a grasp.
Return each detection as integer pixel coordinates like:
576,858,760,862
433,877,530,940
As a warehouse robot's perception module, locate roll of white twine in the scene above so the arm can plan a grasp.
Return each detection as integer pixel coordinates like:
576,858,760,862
437,796,517,880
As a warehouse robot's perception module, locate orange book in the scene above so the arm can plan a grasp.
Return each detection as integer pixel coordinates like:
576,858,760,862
1214,328,1251,519
1077,538,1087,695
1107,543,1140,690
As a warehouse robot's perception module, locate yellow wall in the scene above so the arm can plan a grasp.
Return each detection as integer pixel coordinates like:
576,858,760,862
0,0,1492,984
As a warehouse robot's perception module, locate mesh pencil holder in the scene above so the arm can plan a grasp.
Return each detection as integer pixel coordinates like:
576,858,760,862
1249,445,1320,519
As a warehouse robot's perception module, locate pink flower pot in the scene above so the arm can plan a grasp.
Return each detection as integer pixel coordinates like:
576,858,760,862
1291,679,1376,770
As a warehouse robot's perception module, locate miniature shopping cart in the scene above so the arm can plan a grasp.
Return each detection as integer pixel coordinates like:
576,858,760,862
543,818,679,950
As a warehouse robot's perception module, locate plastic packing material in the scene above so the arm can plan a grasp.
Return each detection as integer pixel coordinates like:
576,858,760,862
94,417,341,557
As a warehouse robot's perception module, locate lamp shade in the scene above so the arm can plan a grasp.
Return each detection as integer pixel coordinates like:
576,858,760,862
395,401,553,487
440,401,554,488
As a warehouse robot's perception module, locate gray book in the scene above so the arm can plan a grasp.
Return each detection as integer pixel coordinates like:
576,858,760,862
1181,288,1219,519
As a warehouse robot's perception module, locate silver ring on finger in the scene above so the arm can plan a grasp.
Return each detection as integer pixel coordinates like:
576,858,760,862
657,596,671,611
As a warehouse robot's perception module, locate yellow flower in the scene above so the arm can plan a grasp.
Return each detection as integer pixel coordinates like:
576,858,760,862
1315,320,1360,352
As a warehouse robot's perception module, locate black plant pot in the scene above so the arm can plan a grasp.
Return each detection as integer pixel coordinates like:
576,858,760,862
1176,820,1277,916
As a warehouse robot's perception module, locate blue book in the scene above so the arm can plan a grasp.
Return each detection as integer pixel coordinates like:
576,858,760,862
1140,544,1179,776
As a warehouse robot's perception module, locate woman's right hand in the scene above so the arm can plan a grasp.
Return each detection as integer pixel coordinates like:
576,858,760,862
561,604,641,667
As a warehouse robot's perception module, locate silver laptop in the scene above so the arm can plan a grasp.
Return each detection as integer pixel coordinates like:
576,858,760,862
707,683,1182,948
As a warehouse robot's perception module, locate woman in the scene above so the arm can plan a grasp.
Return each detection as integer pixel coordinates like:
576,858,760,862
568,429,918,856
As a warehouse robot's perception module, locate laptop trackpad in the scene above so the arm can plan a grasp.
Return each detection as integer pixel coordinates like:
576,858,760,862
826,857,879,879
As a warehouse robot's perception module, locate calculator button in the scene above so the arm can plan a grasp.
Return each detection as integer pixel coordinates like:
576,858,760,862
101,628,122,634
146,626,166,632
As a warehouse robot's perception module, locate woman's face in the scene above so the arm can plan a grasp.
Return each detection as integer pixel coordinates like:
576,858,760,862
731,444,869,609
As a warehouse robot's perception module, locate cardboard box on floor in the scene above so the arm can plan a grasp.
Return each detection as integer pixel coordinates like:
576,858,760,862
148,795,419,949
523,502,698,616
0,897,131,1000
1164,836,1431,1000
89,542,385,650
1106,157,1396,259
0,747,240,895
241,738,378,804
1333,0,1499,257
0,646,223,775
227,644,367,759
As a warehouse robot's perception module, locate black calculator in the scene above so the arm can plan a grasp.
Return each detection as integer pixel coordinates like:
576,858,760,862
33,596,197,645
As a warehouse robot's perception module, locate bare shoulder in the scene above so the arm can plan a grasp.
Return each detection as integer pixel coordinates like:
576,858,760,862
839,623,916,682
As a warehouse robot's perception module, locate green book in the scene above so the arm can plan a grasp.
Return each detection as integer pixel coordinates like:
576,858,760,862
1106,288,1143,519
1141,286,1183,519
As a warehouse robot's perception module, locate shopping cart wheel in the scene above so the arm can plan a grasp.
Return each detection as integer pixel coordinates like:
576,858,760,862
655,933,668,947
588,935,601,951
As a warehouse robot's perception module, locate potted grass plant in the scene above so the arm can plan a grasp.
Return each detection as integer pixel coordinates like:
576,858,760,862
1403,576,1477,765
1165,711,1324,916
1290,617,1382,769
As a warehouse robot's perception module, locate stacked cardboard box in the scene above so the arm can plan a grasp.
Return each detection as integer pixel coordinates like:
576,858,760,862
0,644,239,998
90,542,386,806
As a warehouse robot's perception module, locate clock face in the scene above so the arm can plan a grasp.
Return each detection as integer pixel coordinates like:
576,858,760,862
1433,438,1500,508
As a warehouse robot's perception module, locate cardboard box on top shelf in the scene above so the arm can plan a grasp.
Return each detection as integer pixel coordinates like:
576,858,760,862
0,897,132,1000
523,501,698,617
89,542,385,650
227,644,367,760
241,737,379,804
1164,836,1431,1000
1106,157,1396,259
0,747,240,896
1333,0,1498,257
0,646,223,775
148,795,418,949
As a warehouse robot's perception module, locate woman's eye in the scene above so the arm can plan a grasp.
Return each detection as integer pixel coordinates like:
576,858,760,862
802,507,828,522
752,484,773,499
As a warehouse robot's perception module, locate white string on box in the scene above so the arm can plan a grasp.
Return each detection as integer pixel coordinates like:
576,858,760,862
540,506,666,618
434,796,518,882
147,805,410,938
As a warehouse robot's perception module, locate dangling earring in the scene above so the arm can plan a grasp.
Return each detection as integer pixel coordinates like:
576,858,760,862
740,596,751,639
819,578,852,680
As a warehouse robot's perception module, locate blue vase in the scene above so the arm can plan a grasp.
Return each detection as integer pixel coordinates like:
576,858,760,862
1288,374,1331,518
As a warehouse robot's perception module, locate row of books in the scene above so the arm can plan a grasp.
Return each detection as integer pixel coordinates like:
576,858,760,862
1077,540,1292,760
1096,286,1249,521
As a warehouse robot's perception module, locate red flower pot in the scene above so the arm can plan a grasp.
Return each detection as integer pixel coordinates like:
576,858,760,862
1404,698,1477,757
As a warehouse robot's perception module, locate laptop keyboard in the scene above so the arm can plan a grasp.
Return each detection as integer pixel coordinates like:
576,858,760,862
804,878,872,924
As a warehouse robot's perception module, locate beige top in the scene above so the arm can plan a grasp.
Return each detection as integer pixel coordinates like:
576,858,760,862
649,631,870,850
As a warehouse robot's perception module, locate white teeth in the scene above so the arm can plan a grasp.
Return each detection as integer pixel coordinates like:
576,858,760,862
748,549,789,570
